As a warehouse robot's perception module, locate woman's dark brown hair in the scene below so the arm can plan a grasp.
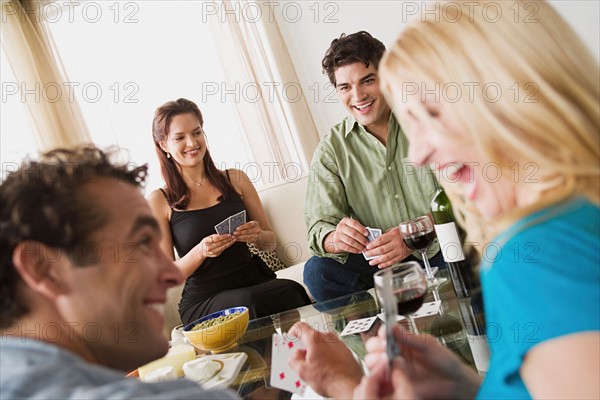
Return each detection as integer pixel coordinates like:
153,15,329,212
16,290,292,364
152,98,238,209
322,31,386,86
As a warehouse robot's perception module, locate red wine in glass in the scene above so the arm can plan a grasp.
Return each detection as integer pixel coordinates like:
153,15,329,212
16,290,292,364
395,286,427,315
403,230,436,252
400,216,447,287
374,261,428,336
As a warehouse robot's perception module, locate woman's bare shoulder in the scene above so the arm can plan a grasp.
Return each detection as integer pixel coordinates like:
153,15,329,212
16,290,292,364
147,188,170,210
224,168,252,185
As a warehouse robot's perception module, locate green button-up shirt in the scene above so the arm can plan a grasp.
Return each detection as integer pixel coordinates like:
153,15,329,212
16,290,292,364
304,114,439,263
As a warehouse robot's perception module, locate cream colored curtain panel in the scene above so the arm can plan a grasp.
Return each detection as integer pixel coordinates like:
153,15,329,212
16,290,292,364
207,0,319,182
1,0,91,153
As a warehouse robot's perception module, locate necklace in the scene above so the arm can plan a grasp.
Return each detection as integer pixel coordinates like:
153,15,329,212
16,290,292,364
189,175,208,186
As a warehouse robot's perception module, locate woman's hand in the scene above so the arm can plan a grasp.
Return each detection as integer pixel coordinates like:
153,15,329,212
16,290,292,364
354,358,417,399
233,220,262,244
363,324,482,399
198,234,235,258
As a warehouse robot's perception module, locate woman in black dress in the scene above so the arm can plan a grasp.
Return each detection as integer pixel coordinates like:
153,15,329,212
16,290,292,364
148,98,311,325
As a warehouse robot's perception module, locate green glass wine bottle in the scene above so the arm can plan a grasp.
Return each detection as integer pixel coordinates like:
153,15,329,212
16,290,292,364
430,188,479,298
431,187,490,374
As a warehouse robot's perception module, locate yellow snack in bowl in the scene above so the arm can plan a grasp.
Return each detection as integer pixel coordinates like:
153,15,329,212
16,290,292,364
138,344,196,379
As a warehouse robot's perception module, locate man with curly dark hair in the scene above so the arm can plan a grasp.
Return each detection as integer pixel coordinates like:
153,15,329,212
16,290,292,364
0,146,237,399
304,31,442,301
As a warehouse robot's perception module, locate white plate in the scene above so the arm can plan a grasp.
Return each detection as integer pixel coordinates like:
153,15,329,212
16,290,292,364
196,352,248,389
186,359,224,384
131,352,248,389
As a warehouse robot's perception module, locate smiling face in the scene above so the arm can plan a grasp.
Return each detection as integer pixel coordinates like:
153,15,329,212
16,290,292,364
389,89,516,219
334,62,391,134
160,113,207,168
58,179,183,371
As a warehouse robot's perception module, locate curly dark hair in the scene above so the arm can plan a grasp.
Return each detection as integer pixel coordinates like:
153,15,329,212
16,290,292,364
322,31,386,86
0,146,148,325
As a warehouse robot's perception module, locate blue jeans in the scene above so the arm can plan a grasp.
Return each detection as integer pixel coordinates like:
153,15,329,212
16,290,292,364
304,251,446,302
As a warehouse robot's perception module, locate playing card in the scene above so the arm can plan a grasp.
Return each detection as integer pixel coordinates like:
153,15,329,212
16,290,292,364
366,227,382,242
377,301,442,321
363,227,382,261
214,218,231,235
340,316,377,337
270,334,307,395
229,210,246,233
363,253,380,261
412,300,441,318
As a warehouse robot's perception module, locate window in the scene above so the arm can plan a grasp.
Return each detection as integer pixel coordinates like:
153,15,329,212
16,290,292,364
1,48,38,177
35,1,254,192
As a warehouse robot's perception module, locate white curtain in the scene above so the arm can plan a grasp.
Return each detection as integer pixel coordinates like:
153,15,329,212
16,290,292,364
0,0,92,153
207,0,320,182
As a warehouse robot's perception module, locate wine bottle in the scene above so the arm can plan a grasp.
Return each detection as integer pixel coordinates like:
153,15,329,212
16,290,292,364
457,292,490,374
430,188,490,373
430,188,479,298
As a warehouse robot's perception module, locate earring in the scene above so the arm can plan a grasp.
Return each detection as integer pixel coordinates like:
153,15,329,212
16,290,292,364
166,152,171,159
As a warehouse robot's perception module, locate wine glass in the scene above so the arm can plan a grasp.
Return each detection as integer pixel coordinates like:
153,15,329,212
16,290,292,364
399,216,447,287
374,261,428,334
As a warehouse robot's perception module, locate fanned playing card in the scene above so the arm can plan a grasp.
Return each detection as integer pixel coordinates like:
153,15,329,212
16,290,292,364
214,218,231,235
270,334,307,395
340,316,377,337
229,210,246,233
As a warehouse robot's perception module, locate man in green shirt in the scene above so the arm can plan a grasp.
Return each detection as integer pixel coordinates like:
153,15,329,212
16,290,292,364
304,31,443,302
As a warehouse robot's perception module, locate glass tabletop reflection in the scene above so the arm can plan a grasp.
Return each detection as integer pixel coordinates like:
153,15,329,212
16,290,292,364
220,269,488,399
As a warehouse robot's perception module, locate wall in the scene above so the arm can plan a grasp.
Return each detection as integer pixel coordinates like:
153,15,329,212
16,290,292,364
274,0,600,138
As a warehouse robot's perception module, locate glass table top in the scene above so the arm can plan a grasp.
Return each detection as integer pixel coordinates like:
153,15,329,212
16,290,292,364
222,269,489,399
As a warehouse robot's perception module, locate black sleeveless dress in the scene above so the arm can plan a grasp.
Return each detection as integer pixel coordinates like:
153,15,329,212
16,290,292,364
167,194,311,325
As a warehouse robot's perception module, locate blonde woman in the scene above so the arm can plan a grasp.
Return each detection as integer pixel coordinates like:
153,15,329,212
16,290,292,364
357,1,599,398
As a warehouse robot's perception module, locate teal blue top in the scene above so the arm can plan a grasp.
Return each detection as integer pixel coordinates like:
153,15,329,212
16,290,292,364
477,198,600,399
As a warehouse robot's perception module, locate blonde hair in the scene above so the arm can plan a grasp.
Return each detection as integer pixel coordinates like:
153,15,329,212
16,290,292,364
380,0,599,245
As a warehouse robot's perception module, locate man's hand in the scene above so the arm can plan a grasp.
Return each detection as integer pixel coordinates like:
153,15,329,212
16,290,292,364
288,322,363,399
323,217,369,254
362,227,412,268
